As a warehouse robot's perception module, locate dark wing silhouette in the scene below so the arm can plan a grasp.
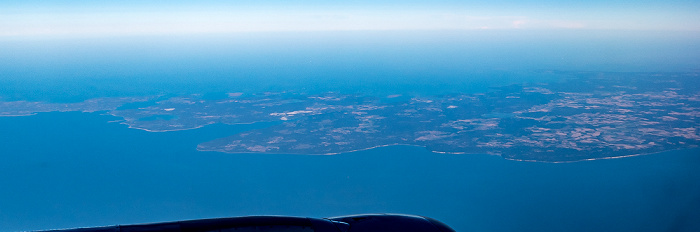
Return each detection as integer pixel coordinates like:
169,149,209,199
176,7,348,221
39,214,455,232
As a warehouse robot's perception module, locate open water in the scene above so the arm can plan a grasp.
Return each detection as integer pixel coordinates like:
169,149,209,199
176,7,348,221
0,112,699,232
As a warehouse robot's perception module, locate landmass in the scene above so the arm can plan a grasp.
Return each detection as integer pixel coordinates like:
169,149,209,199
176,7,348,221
1,71,698,162
0,97,150,117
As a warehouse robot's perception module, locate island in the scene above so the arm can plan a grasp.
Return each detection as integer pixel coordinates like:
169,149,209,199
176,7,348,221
1,71,698,162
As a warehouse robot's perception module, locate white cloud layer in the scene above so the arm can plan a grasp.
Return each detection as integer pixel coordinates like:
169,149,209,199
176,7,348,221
1,8,698,37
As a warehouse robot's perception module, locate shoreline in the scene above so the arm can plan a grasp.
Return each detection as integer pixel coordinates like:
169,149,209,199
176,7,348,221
197,143,698,163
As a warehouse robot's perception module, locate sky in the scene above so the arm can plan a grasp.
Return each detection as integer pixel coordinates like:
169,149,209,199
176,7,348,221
1,0,700,37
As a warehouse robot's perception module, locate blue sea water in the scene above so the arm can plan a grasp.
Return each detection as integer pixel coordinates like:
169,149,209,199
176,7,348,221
1,31,700,232
2,31,700,102
1,112,699,232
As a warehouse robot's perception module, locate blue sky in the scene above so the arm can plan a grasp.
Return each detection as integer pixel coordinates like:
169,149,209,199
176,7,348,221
1,0,699,37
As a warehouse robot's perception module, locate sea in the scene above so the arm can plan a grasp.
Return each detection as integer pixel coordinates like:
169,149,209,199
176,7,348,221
1,31,699,232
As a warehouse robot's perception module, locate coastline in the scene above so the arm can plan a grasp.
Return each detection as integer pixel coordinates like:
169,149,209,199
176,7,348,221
197,142,699,163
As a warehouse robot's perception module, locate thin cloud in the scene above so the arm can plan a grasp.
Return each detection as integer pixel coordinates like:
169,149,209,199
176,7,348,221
0,7,697,37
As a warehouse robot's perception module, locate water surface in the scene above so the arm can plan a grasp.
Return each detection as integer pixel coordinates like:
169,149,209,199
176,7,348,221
1,112,698,232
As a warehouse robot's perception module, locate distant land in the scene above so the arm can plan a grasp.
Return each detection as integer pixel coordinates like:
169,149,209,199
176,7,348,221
2,71,698,162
